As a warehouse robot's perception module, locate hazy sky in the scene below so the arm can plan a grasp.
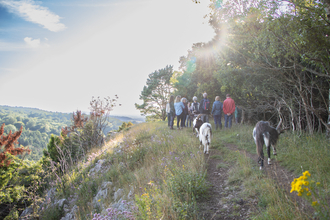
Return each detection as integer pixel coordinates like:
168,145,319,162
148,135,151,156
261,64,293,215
0,0,214,116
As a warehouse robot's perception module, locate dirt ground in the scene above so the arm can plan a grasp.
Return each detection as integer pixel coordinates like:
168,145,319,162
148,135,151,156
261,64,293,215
197,143,305,220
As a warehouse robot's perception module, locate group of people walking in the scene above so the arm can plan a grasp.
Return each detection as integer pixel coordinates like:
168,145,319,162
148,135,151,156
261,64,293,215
166,93,241,130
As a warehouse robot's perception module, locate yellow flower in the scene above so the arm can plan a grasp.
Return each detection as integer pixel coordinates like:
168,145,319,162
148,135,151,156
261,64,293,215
142,193,149,197
312,201,318,206
316,182,320,186
303,171,311,177
298,192,302,196
303,181,309,186
307,192,311,196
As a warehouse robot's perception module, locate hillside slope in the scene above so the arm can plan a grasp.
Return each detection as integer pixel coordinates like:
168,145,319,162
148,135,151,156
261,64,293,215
11,121,330,219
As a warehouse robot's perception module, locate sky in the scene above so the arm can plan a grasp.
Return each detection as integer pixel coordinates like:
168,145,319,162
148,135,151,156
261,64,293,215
0,0,215,116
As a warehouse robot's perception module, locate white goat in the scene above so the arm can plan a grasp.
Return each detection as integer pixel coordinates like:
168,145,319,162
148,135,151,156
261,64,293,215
199,123,212,154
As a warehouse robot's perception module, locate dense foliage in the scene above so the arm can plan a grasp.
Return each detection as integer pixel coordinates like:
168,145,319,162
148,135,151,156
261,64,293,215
172,0,330,134
0,106,72,161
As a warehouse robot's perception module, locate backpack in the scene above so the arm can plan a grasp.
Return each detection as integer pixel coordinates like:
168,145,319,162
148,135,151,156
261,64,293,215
203,99,210,111
192,102,199,113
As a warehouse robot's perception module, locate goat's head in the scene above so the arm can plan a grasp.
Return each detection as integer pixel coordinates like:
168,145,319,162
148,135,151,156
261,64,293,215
192,114,204,136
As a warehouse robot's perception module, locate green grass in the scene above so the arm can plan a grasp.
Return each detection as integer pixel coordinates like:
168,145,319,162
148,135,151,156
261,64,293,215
40,121,330,220
218,124,330,220
41,122,208,219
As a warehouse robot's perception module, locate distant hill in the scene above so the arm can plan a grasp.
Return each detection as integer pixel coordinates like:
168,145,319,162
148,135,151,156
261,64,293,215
112,115,145,123
0,105,139,161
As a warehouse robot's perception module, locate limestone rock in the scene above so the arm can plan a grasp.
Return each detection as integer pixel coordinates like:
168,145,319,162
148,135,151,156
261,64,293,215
113,188,124,202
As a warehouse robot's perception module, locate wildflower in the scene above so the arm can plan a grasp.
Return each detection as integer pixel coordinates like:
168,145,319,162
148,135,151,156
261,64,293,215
142,193,149,197
312,201,319,206
316,182,320,185
303,171,311,177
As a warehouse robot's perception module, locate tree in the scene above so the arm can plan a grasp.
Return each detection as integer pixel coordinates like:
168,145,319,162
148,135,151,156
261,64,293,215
135,65,174,121
0,123,30,167
44,96,119,172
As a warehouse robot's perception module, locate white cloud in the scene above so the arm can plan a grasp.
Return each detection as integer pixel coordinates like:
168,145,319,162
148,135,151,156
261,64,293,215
24,37,40,47
0,38,49,51
0,0,66,32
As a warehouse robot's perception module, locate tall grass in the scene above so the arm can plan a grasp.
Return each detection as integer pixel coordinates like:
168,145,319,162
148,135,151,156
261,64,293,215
41,122,208,219
217,124,330,219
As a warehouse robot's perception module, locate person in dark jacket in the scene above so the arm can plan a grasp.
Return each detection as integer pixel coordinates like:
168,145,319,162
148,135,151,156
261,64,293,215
168,95,175,130
186,101,192,127
211,96,223,130
181,97,188,127
191,96,200,117
199,93,210,123
235,105,242,124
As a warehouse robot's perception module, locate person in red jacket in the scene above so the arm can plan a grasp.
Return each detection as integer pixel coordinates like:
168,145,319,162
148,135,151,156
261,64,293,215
223,94,235,128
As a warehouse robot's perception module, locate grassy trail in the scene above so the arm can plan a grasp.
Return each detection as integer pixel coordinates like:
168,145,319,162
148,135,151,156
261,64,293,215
201,123,330,220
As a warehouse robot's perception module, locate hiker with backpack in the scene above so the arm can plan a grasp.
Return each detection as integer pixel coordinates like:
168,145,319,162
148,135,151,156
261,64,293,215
211,96,223,130
190,96,200,122
199,93,210,123
191,96,200,116
223,94,236,129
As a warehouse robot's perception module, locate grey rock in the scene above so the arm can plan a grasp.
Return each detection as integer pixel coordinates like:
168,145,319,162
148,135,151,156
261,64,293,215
56,198,68,209
89,159,106,175
60,205,78,220
19,207,33,219
127,186,134,199
113,188,124,201
93,182,113,209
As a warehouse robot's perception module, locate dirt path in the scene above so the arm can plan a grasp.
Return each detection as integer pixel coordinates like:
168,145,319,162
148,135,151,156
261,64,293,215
197,146,252,219
197,143,305,219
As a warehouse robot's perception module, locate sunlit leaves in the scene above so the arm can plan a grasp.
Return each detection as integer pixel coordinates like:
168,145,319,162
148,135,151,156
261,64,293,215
135,65,174,121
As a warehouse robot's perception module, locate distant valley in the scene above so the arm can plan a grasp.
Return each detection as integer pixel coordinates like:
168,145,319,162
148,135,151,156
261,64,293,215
0,105,143,161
